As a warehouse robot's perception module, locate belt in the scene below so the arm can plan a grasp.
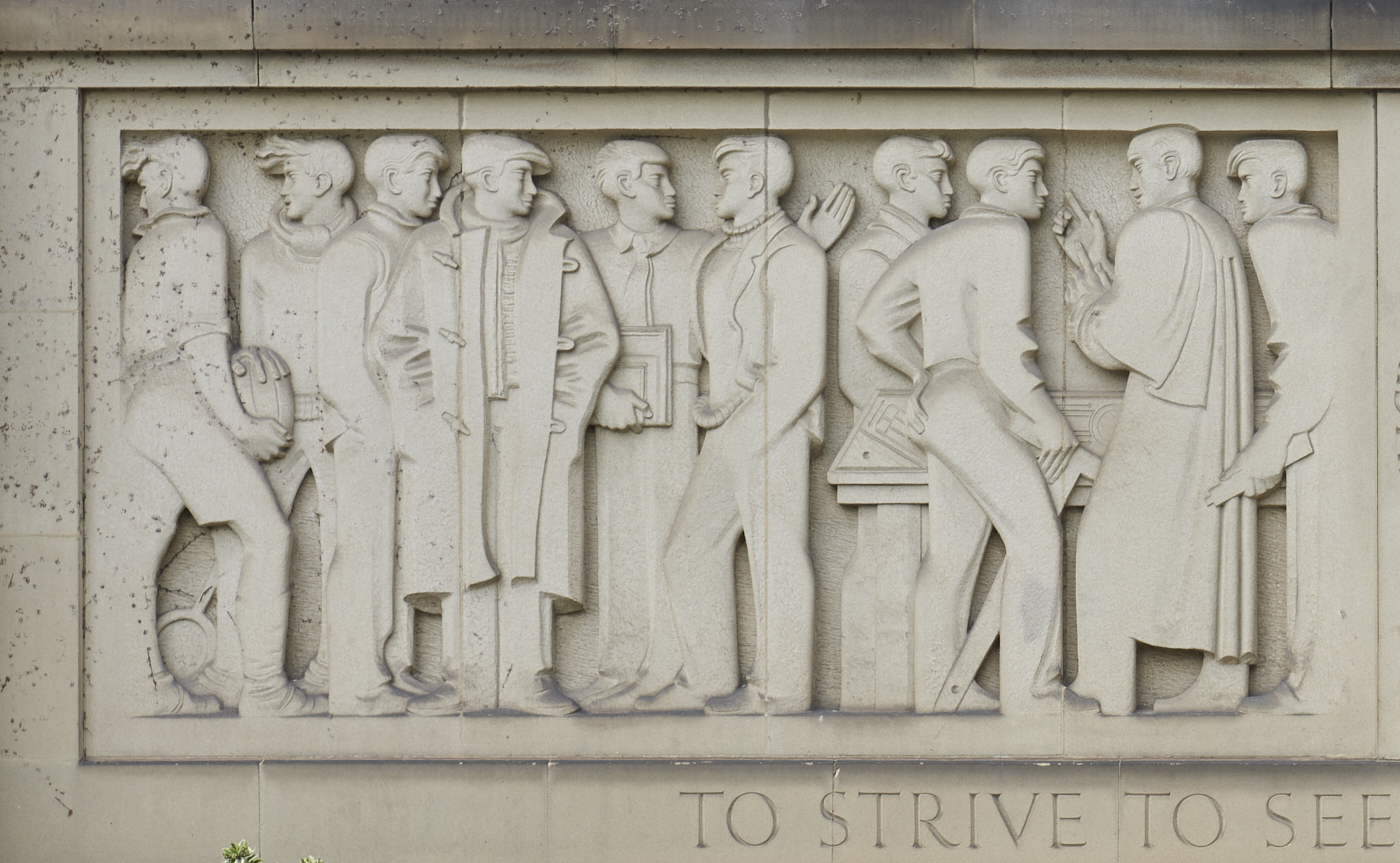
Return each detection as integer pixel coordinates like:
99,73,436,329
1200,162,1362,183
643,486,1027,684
294,392,322,422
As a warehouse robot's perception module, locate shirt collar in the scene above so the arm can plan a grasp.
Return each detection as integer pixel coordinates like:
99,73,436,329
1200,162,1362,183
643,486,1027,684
876,203,932,242
133,204,211,237
609,220,679,255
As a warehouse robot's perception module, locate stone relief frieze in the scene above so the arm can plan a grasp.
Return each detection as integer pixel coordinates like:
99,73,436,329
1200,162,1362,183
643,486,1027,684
87,110,1372,755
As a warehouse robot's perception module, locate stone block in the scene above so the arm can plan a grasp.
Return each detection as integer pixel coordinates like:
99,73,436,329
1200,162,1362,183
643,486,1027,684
259,761,549,862
0,760,259,863
0,88,80,312
0,536,79,761
253,0,611,51
1333,0,1400,51
974,0,1331,52
0,0,252,51
613,0,973,50
0,312,80,536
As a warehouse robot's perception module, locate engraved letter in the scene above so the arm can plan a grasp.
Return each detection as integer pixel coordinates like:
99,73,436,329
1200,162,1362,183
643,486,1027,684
820,791,849,848
913,792,959,848
680,791,724,848
1124,792,1170,848
1314,794,1346,848
991,792,1039,847
1364,794,1394,848
1172,793,1224,848
859,791,901,848
1266,792,1295,848
1052,792,1086,848
726,791,779,847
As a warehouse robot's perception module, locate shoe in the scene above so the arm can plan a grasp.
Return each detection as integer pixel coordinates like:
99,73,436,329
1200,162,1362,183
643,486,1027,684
153,674,222,716
1063,688,1103,714
293,656,330,697
635,683,708,713
579,682,641,714
239,682,328,717
350,685,414,716
703,684,813,716
1239,682,1311,716
407,684,464,717
501,676,578,716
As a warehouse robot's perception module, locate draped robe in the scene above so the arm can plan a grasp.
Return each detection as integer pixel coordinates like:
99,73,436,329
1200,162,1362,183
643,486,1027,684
1074,195,1256,660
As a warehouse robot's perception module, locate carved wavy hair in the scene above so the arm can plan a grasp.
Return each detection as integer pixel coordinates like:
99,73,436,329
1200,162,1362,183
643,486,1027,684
363,135,448,196
872,136,954,193
594,140,671,200
964,138,1044,197
712,136,794,199
119,135,210,199
255,135,356,196
1226,138,1309,193
1131,125,1204,181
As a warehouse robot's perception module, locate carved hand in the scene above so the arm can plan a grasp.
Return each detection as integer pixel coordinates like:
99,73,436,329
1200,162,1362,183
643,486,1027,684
902,371,930,437
1034,415,1079,484
231,345,292,386
1053,191,1114,281
692,394,733,429
799,182,857,251
1206,442,1287,506
236,415,292,462
594,382,651,433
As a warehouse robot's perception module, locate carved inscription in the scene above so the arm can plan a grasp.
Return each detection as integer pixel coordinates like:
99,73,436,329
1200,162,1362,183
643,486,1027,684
680,788,1396,851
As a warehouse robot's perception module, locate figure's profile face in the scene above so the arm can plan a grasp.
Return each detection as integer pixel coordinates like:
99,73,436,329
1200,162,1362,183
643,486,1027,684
630,163,677,222
1127,142,1174,210
911,156,954,219
714,153,756,220
278,157,323,221
1234,159,1276,225
1001,158,1049,220
136,161,164,214
488,158,539,217
397,156,443,219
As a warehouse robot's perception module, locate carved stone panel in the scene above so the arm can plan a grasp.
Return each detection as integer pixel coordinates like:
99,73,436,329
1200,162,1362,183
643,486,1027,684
78,89,1377,761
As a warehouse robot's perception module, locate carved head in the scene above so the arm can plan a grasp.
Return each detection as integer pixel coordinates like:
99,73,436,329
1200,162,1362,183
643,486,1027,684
1227,139,1309,225
364,135,448,220
1127,125,1202,210
120,135,210,216
461,133,552,221
254,136,355,222
965,139,1048,220
873,136,955,222
595,140,677,228
712,136,793,222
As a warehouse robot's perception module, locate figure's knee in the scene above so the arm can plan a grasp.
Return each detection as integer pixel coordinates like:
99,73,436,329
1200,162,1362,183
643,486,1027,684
227,504,292,560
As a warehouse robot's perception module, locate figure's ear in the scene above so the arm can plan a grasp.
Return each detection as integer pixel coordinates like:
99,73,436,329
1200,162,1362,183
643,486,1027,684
312,172,334,198
384,167,403,196
617,173,638,200
894,164,917,194
155,166,174,199
1162,153,1182,181
746,171,766,199
990,166,1010,194
478,167,500,193
1269,169,1290,199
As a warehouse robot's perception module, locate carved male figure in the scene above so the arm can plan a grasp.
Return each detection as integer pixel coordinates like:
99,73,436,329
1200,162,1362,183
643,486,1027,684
1213,140,1362,714
576,140,714,712
1056,125,1255,715
858,138,1077,715
640,136,827,715
835,136,956,711
316,134,448,714
212,135,358,702
375,133,619,715
119,136,322,716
